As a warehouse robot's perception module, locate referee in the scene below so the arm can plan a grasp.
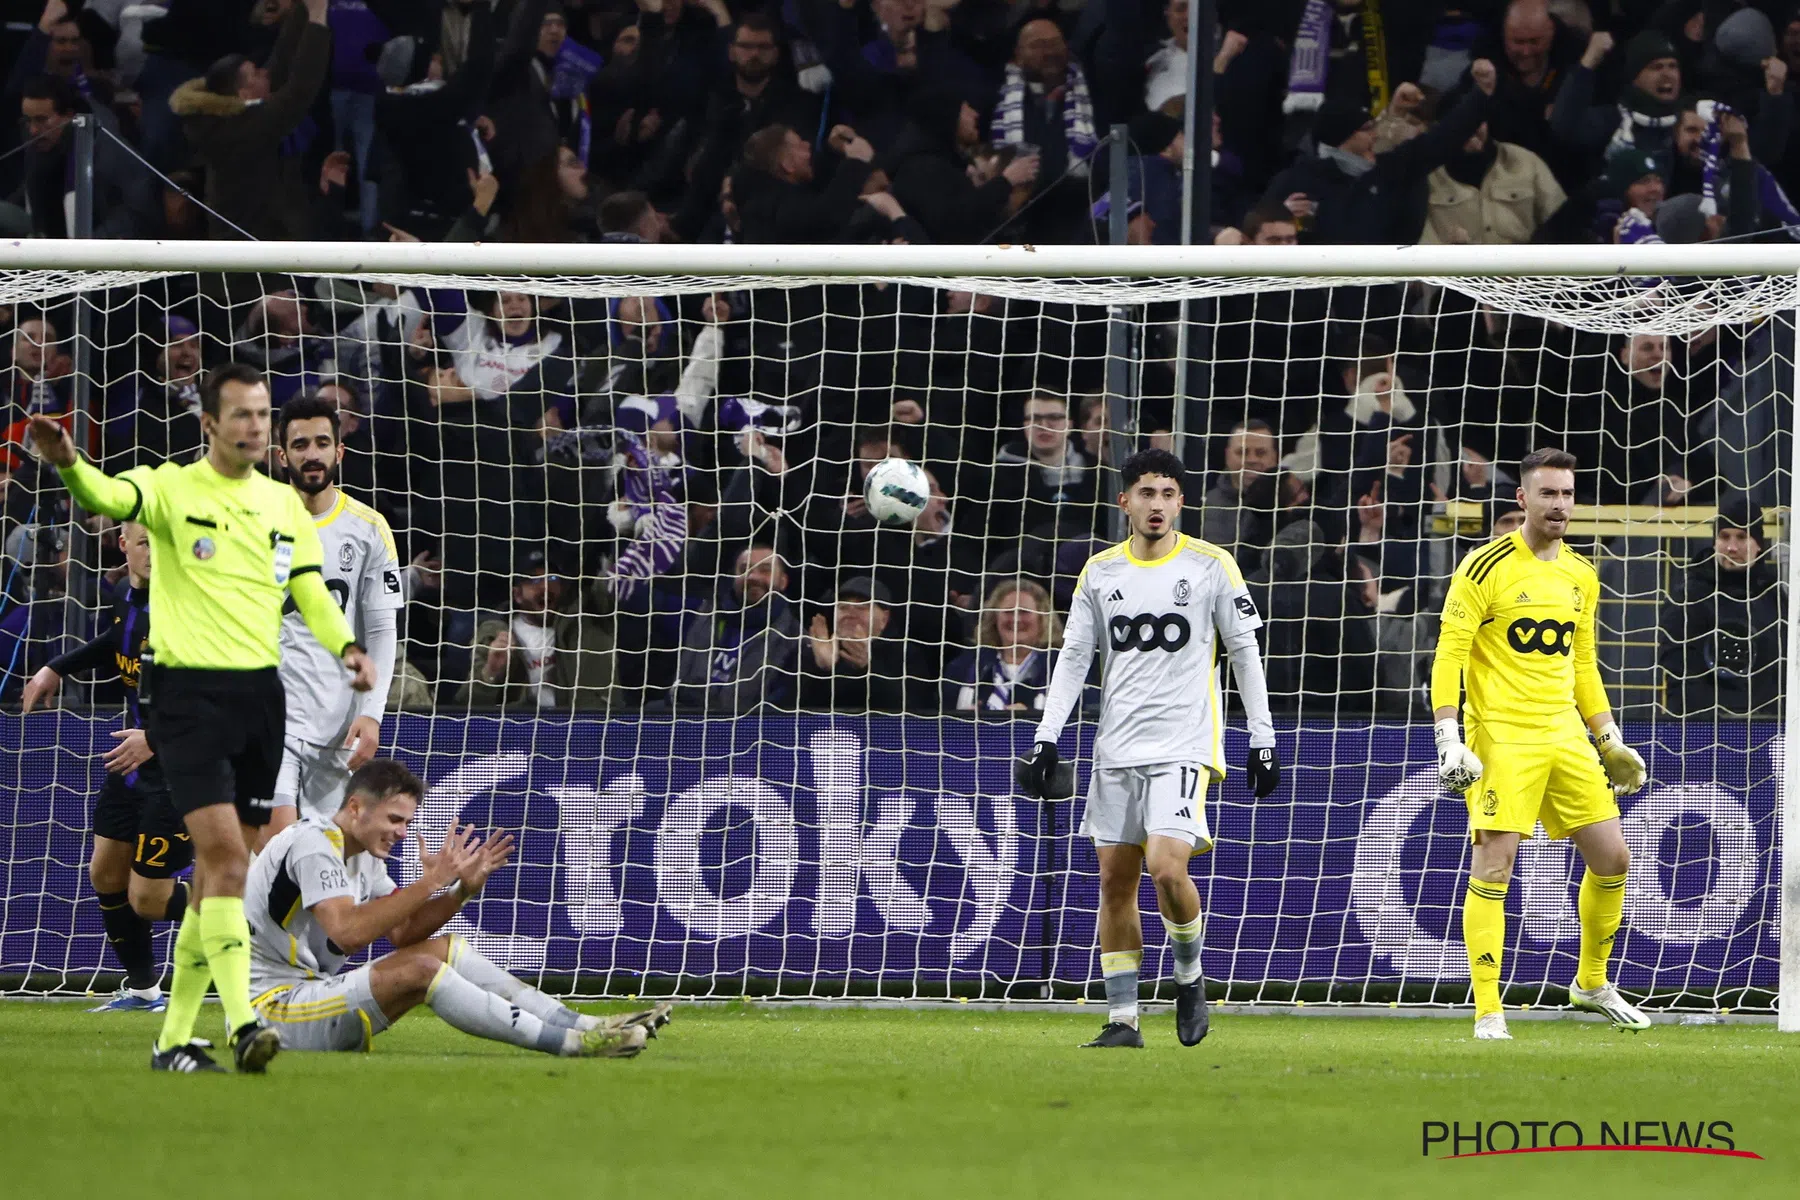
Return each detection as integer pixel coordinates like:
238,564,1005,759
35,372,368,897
29,364,375,1075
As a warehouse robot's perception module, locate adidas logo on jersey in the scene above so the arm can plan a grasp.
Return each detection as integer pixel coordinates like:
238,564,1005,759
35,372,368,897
1174,807,1192,819
1516,592,1531,604
1108,589,1125,602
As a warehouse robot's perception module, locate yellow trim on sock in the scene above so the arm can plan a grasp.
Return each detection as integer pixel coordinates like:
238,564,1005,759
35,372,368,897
425,962,451,1004
448,932,467,968
1099,950,1144,977
1163,913,1204,943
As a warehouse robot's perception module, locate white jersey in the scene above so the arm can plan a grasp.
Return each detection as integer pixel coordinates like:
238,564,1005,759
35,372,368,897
1035,534,1267,776
279,491,403,745
246,815,396,992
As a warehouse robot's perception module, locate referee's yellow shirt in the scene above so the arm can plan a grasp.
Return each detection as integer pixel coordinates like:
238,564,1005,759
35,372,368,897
1429,530,1610,745
59,456,356,671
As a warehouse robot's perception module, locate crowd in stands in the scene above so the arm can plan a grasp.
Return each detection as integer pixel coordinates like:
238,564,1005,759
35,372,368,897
0,0,1790,719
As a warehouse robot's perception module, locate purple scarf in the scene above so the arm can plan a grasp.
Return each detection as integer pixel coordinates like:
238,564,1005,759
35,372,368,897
1284,0,1334,113
1698,100,1800,239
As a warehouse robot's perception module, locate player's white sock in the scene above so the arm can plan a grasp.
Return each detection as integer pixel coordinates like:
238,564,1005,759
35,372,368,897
1163,912,1205,985
425,964,567,1054
448,934,581,1029
1100,950,1142,1028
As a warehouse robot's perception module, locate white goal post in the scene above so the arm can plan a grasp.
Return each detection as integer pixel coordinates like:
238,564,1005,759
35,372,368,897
0,239,1793,1028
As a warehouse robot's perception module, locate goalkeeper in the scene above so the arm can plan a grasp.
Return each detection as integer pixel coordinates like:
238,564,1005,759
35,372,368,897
1431,447,1648,1041
27,365,376,1076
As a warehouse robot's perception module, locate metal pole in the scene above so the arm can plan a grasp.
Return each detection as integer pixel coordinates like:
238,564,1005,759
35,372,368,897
72,115,94,450
1104,125,1133,542
66,115,96,671
1781,284,1800,1033
1173,0,1215,517
1107,123,1129,248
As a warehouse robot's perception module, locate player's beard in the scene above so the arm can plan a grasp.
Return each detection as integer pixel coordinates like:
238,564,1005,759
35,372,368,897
289,460,339,496
1135,515,1173,547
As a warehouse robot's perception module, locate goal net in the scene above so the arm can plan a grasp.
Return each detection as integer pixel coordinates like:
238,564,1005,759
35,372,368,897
0,242,1791,1023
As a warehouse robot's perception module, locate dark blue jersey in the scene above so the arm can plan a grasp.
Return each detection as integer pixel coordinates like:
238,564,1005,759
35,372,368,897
49,581,151,728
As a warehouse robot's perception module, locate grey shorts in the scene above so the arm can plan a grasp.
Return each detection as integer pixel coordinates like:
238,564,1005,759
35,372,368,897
252,964,390,1052
1080,762,1214,852
273,735,354,821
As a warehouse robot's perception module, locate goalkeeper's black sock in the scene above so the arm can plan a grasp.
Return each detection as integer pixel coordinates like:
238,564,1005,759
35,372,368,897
97,890,158,992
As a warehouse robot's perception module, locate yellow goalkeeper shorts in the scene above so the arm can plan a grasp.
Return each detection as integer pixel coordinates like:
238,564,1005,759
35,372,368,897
1464,728,1619,840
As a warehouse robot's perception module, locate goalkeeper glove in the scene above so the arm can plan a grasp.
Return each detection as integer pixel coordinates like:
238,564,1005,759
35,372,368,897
1434,718,1484,793
1246,745,1281,798
1594,723,1647,795
1019,741,1062,800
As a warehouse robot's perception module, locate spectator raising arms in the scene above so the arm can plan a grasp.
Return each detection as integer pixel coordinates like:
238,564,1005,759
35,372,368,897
1264,60,1498,245
168,0,332,239
733,121,877,243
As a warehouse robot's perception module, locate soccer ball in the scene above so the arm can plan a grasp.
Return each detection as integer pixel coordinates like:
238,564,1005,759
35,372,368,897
863,457,932,526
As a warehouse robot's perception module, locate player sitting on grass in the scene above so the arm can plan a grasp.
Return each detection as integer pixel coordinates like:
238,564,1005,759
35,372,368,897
244,759,666,1060
1431,447,1649,1040
1023,449,1281,1049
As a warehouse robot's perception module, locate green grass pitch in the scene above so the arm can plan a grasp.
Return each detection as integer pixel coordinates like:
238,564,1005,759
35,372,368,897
3,1000,1796,1198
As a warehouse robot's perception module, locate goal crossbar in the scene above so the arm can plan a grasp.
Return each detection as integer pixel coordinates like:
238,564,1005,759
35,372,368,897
9,238,1800,279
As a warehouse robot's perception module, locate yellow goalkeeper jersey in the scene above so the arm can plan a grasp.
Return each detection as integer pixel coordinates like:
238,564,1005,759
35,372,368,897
1429,531,1610,744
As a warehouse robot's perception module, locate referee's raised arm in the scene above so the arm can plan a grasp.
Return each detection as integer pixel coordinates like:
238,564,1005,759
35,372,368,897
27,365,373,1077
27,413,146,521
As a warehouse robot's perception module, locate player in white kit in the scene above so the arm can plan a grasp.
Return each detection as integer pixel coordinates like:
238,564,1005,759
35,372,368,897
263,391,402,843
1022,449,1281,1048
246,758,663,1057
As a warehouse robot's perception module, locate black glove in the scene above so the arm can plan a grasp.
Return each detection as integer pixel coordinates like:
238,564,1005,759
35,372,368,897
1246,745,1280,798
1019,740,1060,799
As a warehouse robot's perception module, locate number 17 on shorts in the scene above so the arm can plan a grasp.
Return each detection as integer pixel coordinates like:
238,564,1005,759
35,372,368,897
1081,761,1213,852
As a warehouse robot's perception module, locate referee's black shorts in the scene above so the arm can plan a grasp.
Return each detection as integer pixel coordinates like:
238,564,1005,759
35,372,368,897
144,667,286,827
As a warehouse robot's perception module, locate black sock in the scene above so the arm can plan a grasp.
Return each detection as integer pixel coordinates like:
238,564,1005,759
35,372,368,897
97,890,157,991
162,878,189,925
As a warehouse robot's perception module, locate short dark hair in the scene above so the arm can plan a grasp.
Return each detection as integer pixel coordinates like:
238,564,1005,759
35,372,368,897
1240,204,1295,241
744,124,795,174
342,759,425,810
279,389,341,444
204,53,248,96
1231,418,1275,437
200,362,266,418
1519,446,1578,477
598,190,654,235
733,12,780,42
1120,448,1184,491
20,74,77,114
